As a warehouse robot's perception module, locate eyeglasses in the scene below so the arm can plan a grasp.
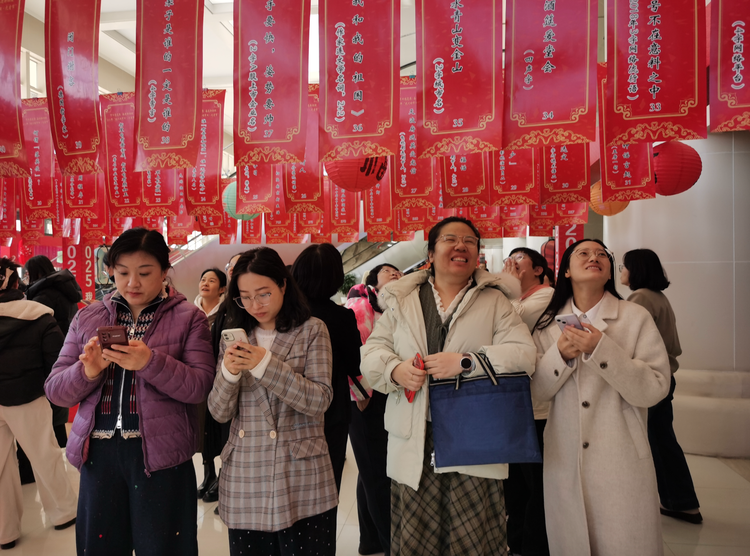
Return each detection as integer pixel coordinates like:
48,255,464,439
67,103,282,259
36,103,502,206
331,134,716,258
572,248,612,261
234,292,272,308
506,253,527,263
618,264,625,272
378,267,402,277
438,234,479,247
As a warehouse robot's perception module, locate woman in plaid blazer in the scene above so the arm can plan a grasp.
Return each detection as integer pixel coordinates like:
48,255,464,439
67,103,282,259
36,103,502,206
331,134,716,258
208,248,337,556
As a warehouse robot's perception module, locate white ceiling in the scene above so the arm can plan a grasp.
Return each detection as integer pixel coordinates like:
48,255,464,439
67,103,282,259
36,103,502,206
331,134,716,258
23,0,418,149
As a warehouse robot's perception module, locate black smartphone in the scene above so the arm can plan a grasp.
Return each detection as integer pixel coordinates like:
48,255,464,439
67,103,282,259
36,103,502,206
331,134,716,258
97,326,129,351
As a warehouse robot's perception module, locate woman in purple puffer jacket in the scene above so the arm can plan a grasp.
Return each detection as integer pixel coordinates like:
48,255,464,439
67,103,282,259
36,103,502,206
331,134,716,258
45,228,215,556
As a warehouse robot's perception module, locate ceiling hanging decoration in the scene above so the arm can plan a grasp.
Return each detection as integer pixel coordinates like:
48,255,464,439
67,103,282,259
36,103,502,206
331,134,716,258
652,141,703,196
589,180,629,216
324,156,388,193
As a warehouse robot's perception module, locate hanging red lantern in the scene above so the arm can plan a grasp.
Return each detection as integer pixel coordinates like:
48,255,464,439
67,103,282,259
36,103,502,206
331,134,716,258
590,181,629,216
324,156,388,192
653,141,703,196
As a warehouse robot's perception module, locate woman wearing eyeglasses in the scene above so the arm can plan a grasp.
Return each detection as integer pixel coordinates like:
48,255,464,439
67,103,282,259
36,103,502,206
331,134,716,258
361,216,536,556
207,248,337,556
532,239,671,556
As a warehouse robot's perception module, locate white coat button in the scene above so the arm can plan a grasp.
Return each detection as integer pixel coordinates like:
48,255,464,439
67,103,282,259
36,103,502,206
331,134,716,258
239,429,245,438
270,431,277,439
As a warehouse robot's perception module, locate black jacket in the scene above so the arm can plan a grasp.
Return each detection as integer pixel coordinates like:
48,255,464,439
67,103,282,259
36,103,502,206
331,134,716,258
308,299,363,429
0,289,65,406
26,269,82,336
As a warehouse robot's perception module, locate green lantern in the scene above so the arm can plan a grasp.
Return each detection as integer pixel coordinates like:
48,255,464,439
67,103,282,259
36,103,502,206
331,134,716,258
222,181,259,221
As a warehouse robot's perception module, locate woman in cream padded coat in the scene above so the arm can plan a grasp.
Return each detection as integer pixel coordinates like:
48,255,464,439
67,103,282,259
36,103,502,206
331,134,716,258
532,239,671,556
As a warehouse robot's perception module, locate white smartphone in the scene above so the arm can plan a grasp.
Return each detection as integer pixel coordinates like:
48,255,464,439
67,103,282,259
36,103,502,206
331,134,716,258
221,328,249,347
555,313,585,332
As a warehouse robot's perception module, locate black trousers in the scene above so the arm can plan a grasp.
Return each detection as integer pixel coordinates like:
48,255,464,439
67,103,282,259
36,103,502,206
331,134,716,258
504,419,549,556
76,433,198,556
348,392,391,556
325,421,349,493
648,375,700,511
227,507,337,556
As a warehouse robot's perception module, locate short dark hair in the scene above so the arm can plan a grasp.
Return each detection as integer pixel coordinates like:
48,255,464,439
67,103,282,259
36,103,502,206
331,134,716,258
24,255,56,284
426,216,481,275
108,227,171,271
225,247,310,333
0,257,20,291
509,247,549,285
291,243,344,300
622,249,670,291
200,268,227,289
365,263,400,288
535,239,622,331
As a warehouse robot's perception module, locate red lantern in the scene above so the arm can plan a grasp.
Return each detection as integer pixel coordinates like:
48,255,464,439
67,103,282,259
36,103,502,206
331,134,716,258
653,141,703,196
589,181,629,216
324,156,388,192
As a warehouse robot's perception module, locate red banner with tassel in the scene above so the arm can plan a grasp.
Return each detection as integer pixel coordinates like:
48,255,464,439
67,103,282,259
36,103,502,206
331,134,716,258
709,0,750,132
101,93,142,218
503,0,597,149
606,0,707,145
0,0,28,178
44,0,104,175
318,0,400,162
234,0,310,165
488,148,541,206
415,0,504,156
20,99,56,220
540,143,590,204
134,0,203,170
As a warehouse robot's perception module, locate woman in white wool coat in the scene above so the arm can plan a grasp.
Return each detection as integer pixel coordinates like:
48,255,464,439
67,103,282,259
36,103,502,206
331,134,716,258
532,239,671,556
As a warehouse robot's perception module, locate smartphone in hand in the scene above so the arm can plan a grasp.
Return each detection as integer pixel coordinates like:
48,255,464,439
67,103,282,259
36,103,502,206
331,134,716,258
221,328,249,348
96,326,129,351
404,353,424,403
555,313,585,332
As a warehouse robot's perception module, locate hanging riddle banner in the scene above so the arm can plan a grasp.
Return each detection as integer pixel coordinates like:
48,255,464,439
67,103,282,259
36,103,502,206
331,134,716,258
488,148,541,206
20,99,57,220
241,217,262,244
503,0,597,149
529,204,556,236
318,0,400,161
416,0,504,156
101,93,142,218
440,152,491,208
0,179,17,246
327,177,359,242
141,169,181,217
236,163,276,215
709,0,750,132
234,0,310,165
167,171,194,245
44,0,104,175
363,168,393,242
134,0,203,170
0,0,28,178
63,173,102,219
540,143,590,204
597,63,655,202
606,0,707,145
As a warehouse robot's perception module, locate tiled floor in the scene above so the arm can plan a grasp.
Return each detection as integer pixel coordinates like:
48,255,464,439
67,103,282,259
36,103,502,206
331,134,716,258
8,444,750,555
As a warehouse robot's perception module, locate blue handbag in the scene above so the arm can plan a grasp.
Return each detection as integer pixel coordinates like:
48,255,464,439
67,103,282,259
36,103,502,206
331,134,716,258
429,353,542,468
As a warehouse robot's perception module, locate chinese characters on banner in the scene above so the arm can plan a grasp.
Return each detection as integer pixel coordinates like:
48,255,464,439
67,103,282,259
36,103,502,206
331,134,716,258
63,239,96,302
264,166,293,242
488,148,541,206
134,0,203,170
529,204,556,236
606,0,707,145
318,0,400,161
709,0,750,131
328,178,359,242
185,90,225,221
77,173,110,244
597,63,655,201
503,0,597,149
234,0,310,165
498,205,530,238
63,173,101,219
236,163,276,215
241,217,262,244
392,77,435,209
555,202,589,225
0,0,28,178
540,143,590,204
141,169,181,217
44,0,104,175
363,168,393,242
0,180,17,246
284,86,325,213
416,0,504,156
440,152,491,208
167,169,195,245
101,93,142,217
20,99,57,220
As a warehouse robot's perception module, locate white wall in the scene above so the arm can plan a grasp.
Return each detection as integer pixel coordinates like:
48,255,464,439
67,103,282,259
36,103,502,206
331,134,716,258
604,131,750,372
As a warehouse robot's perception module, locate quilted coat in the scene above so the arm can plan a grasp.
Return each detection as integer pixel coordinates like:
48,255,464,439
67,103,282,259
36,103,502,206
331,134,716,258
45,287,215,473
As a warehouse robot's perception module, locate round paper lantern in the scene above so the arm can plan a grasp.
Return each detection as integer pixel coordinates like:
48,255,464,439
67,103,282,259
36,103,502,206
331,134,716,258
653,141,702,196
222,181,259,221
589,180,629,216
325,156,388,192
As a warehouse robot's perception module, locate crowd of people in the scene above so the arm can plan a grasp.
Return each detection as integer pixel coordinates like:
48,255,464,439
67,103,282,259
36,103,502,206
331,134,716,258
0,217,701,556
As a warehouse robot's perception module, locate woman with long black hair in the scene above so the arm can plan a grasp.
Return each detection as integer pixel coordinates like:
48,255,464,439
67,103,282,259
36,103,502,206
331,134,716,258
621,248,701,524
532,239,671,556
208,247,337,556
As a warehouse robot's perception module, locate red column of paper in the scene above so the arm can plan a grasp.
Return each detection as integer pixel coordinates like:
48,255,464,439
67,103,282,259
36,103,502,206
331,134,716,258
0,180,17,246
101,93,142,218
488,148,541,206
328,178,359,242
499,205,529,238
709,0,750,132
363,170,393,242
237,164,276,215
63,173,100,219
606,0,707,145
79,173,110,245
503,0,597,149
416,0,504,156
134,0,203,170
241,217,262,244
168,171,194,245
440,153,491,208
555,203,589,225
20,99,56,220
234,0,309,165
142,169,181,217
529,204,556,236
44,0,104,175
540,143,590,204
264,165,293,243
0,0,28,178
318,0,400,161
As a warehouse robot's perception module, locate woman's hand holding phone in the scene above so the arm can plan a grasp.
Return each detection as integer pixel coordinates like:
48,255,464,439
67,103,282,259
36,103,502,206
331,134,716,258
563,324,603,355
102,340,153,371
391,359,426,392
79,336,110,379
224,342,267,375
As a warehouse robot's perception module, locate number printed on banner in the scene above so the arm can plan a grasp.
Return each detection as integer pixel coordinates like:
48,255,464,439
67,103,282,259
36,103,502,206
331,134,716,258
452,118,463,128
353,124,363,132
649,103,662,112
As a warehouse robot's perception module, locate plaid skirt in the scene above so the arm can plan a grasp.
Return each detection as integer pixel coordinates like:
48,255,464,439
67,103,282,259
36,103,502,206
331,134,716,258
391,423,508,556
